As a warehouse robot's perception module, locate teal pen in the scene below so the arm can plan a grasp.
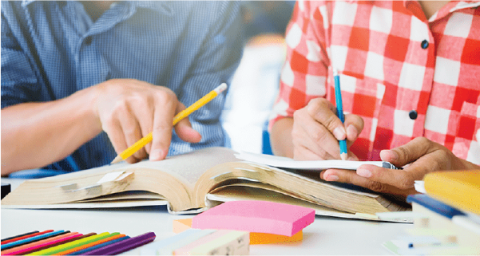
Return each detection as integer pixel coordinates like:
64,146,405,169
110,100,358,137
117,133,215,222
333,69,348,160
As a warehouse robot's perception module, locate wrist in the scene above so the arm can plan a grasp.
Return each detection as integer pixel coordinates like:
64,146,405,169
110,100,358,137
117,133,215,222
69,84,104,134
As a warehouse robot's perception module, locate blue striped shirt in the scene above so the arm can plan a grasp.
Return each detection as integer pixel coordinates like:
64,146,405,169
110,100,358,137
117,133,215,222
1,1,243,173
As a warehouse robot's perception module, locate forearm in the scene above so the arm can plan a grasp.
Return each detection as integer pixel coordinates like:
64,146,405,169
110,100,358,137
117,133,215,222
270,118,294,158
1,87,102,175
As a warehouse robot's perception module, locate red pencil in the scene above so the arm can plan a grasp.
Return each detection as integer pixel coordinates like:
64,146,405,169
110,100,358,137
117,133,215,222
25,233,97,254
2,232,81,255
1,230,53,245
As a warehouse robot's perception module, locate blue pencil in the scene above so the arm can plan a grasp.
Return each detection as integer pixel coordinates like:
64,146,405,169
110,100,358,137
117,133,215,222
1,230,65,250
333,69,348,160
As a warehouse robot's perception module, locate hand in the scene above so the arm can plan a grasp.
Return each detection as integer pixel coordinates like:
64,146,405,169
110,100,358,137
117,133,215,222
92,79,202,163
292,98,364,160
320,137,480,196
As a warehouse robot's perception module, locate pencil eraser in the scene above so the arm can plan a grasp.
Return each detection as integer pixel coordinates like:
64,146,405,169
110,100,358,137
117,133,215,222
192,200,315,236
2,182,11,199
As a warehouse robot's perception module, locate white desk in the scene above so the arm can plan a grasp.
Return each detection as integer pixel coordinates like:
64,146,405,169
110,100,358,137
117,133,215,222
1,178,409,255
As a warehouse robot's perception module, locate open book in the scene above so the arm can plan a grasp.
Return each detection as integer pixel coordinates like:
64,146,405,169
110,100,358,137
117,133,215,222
2,147,410,221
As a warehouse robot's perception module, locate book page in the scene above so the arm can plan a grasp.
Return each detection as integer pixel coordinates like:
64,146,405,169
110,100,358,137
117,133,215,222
235,151,397,170
128,147,239,189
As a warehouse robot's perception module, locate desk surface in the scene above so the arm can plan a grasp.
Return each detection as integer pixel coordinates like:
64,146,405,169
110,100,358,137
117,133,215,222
1,178,407,255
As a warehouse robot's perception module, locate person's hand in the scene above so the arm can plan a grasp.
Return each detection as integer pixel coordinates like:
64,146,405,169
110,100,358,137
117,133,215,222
92,79,202,163
320,137,480,196
292,98,364,160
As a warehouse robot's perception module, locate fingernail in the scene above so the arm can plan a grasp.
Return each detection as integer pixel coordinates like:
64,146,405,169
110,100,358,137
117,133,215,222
357,168,372,178
347,125,358,139
333,127,346,140
383,150,398,161
326,175,339,181
149,149,162,161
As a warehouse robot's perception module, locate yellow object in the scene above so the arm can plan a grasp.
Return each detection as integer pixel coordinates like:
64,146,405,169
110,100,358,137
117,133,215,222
28,232,112,255
111,83,227,164
424,170,480,215
172,218,303,244
173,218,193,233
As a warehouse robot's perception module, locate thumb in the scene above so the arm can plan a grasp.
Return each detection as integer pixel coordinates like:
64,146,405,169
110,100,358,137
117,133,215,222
380,137,435,167
174,102,202,143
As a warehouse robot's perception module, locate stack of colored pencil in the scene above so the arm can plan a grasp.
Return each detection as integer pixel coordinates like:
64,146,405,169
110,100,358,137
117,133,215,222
1,230,155,255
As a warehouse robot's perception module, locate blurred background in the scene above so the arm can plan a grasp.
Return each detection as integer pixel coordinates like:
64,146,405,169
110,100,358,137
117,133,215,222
221,1,295,155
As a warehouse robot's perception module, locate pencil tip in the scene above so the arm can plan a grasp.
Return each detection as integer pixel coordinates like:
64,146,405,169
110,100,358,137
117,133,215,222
110,156,123,164
340,153,348,161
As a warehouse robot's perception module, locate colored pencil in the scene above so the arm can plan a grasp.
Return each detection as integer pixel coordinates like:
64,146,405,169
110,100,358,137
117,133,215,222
2,230,53,245
110,83,228,164
1,230,64,250
28,232,112,255
1,231,39,243
84,232,156,255
70,236,130,255
56,233,125,255
333,69,348,160
17,232,96,255
2,232,81,255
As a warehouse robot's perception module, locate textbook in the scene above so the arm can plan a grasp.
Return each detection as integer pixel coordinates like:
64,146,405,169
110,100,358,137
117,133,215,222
1,147,409,219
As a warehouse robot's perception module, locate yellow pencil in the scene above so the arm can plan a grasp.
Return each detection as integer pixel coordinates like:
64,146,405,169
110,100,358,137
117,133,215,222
110,83,228,164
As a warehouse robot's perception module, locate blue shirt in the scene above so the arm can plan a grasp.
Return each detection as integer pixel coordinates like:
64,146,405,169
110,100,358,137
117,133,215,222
1,1,243,173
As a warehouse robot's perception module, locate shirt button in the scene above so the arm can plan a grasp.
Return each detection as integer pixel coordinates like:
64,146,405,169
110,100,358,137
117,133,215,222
84,36,93,46
421,40,429,49
409,110,418,120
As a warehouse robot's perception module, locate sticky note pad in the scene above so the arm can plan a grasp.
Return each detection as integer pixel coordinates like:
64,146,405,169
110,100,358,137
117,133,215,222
139,229,215,255
173,218,303,244
186,230,249,255
250,231,302,244
192,200,315,236
173,218,193,234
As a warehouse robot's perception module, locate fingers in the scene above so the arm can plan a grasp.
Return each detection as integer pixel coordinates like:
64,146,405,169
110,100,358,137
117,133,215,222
102,114,139,164
174,102,202,143
379,137,438,167
293,108,339,160
118,108,147,161
344,114,363,142
292,98,364,160
150,90,177,161
131,98,155,155
320,168,416,196
307,98,346,141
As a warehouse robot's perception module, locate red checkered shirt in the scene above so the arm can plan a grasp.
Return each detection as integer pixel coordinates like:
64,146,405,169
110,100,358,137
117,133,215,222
270,0,480,164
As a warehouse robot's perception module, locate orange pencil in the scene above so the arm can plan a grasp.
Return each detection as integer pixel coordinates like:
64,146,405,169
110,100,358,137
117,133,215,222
55,234,126,255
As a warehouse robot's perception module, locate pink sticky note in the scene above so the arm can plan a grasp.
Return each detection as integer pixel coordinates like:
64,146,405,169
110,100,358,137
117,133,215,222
192,201,315,236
